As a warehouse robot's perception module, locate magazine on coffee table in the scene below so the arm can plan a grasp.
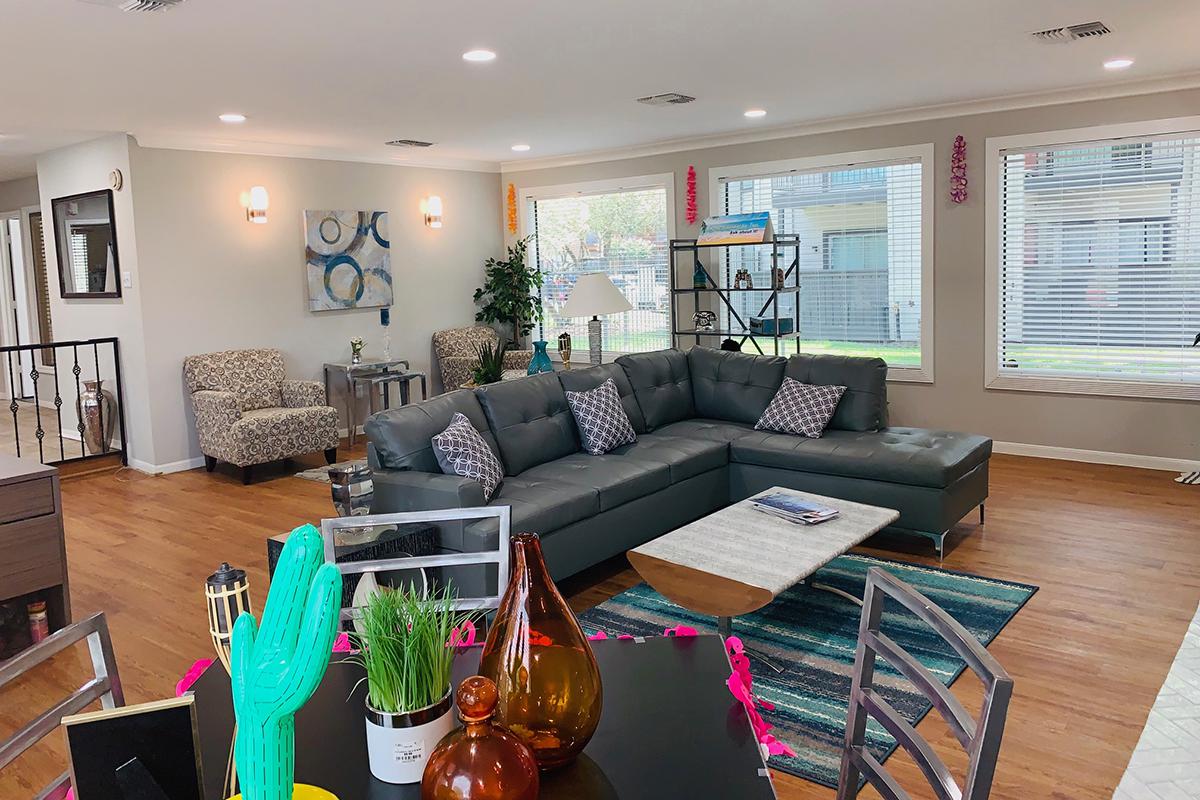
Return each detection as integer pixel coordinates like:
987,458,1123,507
751,492,839,525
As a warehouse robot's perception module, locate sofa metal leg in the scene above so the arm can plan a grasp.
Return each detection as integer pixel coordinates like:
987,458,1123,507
204,455,216,473
325,447,338,465
242,466,253,485
979,503,986,525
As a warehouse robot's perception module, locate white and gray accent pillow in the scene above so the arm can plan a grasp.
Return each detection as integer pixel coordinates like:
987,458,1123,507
755,378,847,438
564,378,637,455
431,412,504,500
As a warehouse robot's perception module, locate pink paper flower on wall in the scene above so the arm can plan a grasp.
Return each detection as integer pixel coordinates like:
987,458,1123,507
950,135,968,203
686,165,698,225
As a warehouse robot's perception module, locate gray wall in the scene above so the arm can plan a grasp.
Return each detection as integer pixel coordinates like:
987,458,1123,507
502,88,1200,462
0,176,39,210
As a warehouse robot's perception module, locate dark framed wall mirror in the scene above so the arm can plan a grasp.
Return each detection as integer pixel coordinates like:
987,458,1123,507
51,189,121,299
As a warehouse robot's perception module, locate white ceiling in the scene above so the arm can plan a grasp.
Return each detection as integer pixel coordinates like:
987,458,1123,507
1,0,1199,181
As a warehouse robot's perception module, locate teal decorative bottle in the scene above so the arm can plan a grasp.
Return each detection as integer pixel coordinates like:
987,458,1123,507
693,262,707,289
231,523,343,800
527,340,554,374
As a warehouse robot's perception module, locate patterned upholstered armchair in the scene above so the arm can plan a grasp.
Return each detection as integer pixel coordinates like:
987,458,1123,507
183,348,339,484
432,326,533,391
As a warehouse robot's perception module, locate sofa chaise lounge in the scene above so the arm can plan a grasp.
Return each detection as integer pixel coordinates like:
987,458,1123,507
364,347,990,584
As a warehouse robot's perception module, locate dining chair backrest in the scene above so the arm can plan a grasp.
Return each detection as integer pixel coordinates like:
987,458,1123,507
0,612,124,800
837,567,1014,800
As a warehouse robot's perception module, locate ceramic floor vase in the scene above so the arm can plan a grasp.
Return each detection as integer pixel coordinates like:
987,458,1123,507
526,340,554,374
366,692,456,784
478,533,602,769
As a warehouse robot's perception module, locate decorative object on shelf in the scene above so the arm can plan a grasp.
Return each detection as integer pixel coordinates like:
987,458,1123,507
244,185,269,224
231,523,342,800
732,269,754,290
421,675,540,800
380,307,392,361
350,585,471,784
556,332,572,369
422,196,444,228
472,341,508,386
474,236,543,347
692,259,707,289
329,463,373,516
685,165,698,225
52,189,121,298
77,379,117,455
950,135,968,204
349,337,366,365
692,310,717,332
479,532,602,770
773,267,786,289
559,273,633,367
506,183,518,235
749,316,794,335
720,338,742,352
27,600,49,643
305,210,392,311
697,212,773,245
526,340,554,375
205,562,251,798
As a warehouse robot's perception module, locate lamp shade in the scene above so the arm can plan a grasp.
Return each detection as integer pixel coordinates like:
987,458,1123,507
559,273,633,318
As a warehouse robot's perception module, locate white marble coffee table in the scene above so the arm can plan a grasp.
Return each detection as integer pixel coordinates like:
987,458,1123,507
628,487,899,639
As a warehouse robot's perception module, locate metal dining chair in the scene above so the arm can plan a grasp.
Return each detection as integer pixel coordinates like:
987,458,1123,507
837,567,1013,800
0,612,124,800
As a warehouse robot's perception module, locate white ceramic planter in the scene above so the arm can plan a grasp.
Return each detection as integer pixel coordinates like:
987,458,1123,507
364,691,455,784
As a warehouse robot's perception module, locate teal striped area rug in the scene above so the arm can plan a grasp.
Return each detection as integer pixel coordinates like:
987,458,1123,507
576,553,1037,788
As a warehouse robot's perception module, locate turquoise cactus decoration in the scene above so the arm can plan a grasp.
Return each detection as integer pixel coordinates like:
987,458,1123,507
231,524,342,800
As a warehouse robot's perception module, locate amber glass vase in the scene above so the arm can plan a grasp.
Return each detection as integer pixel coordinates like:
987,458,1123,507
421,676,539,800
478,532,603,769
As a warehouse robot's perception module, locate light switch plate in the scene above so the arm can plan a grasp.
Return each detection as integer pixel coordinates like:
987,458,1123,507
121,272,132,288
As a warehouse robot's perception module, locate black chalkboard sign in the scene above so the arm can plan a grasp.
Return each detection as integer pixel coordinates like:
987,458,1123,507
63,695,205,800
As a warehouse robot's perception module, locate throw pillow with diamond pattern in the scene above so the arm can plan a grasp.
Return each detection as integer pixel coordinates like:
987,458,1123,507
431,412,504,500
755,378,847,438
564,378,637,455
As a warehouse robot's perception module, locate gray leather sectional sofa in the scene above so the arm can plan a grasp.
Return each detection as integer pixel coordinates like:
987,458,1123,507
364,346,991,583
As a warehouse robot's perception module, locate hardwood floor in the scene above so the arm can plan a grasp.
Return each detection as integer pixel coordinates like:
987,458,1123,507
2,449,1198,799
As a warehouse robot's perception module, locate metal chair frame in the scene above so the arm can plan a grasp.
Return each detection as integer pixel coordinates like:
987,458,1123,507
837,567,1013,800
0,612,124,800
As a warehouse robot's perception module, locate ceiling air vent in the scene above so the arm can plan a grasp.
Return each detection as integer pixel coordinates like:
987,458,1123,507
78,0,187,11
1031,21,1111,43
385,139,435,148
636,93,696,107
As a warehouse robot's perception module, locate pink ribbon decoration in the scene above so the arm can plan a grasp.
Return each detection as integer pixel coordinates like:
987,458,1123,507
664,625,698,637
332,631,357,653
725,637,794,757
448,620,477,648
175,658,214,697
587,629,635,641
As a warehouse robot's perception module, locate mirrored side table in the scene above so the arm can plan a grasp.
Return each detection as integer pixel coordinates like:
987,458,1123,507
323,357,408,445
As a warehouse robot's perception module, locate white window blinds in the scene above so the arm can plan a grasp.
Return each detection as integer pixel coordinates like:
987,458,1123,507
997,133,1200,395
720,159,924,370
530,185,671,354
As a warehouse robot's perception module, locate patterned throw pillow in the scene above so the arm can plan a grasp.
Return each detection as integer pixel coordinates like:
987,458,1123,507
431,413,504,500
755,378,847,438
564,378,637,455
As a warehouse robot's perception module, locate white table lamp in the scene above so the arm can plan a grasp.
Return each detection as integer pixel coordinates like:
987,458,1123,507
560,273,633,366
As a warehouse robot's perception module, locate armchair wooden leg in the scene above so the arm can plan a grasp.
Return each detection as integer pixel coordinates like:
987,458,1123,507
204,455,216,473
242,466,253,485
325,447,338,465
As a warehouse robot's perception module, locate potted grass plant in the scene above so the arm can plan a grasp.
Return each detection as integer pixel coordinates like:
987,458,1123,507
471,340,508,386
351,584,470,784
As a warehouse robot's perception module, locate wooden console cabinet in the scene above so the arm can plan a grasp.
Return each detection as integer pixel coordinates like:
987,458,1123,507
0,453,70,634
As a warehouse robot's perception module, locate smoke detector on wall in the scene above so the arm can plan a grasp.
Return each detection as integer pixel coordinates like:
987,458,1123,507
636,93,696,106
1030,21,1111,43
78,0,187,10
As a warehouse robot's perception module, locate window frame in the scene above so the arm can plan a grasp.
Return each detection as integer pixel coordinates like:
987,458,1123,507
709,144,935,383
517,173,676,362
984,116,1200,401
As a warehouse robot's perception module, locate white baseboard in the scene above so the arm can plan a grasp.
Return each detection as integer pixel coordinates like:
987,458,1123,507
127,456,207,475
993,441,1197,473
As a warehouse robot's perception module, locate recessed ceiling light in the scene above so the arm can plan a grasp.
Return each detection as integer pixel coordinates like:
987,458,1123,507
744,108,767,119
511,144,531,152
219,113,247,123
1103,58,1134,71
462,49,496,62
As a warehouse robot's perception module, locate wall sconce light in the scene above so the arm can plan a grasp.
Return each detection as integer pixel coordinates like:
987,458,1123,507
421,195,443,228
244,185,269,224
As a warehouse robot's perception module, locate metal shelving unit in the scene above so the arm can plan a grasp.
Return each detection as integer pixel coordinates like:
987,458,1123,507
669,234,801,356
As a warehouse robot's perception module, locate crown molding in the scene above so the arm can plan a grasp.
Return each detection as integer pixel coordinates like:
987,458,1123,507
132,133,502,173
500,71,1200,173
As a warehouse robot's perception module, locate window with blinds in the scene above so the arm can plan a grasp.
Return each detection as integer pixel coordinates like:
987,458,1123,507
529,182,671,354
995,132,1200,396
719,155,926,373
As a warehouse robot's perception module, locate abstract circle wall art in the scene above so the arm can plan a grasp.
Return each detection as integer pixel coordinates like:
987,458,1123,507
303,210,393,311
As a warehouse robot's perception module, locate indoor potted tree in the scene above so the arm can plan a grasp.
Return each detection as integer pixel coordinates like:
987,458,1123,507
351,584,471,784
473,236,544,348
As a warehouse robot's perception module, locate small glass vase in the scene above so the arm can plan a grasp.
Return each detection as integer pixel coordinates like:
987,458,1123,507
478,533,602,770
526,340,554,375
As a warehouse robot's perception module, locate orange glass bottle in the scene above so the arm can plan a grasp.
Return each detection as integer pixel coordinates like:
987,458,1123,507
478,532,603,769
421,676,539,800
